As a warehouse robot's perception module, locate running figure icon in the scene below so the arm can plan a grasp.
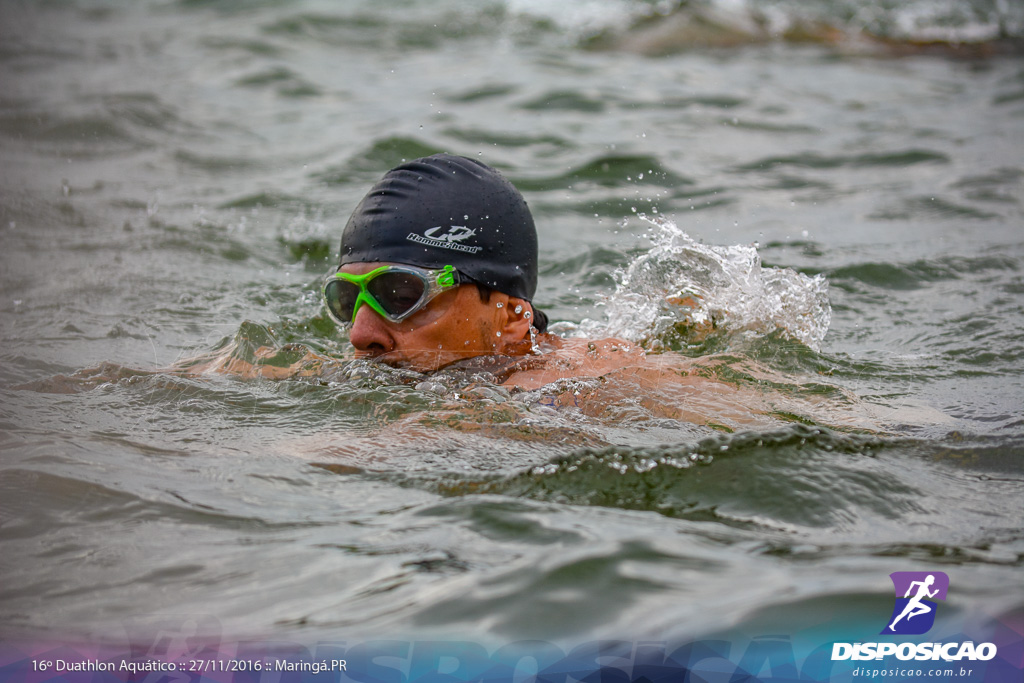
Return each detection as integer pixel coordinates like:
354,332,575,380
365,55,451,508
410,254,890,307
889,574,939,631
882,571,949,635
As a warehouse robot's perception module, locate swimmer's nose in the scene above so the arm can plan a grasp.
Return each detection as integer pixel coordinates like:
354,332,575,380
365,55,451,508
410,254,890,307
348,305,395,357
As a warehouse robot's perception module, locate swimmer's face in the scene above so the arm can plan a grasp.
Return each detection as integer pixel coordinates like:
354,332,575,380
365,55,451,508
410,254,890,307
341,262,533,372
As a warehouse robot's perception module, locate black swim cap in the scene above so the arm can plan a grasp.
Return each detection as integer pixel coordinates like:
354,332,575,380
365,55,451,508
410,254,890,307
340,154,538,302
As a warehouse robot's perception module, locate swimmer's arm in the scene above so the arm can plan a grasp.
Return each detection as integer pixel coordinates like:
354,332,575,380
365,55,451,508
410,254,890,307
173,343,330,380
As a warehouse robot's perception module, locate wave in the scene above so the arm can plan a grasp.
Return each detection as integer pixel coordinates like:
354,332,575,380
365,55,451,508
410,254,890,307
389,426,1024,551
829,254,1020,291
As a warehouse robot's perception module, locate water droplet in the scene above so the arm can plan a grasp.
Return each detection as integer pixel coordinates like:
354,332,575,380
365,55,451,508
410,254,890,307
496,331,502,337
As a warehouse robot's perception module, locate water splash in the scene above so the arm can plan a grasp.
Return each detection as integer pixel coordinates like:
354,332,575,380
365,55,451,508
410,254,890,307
573,216,831,352
279,207,333,261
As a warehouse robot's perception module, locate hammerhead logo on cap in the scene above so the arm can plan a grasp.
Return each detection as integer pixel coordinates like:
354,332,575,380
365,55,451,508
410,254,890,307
407,225,482,253
424,225,475,243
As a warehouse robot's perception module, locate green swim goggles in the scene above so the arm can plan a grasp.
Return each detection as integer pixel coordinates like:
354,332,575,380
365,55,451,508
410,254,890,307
322,264,461,325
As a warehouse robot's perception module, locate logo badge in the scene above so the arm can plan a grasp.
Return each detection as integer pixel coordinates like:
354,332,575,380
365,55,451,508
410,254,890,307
881,571,949,635
407,226,482,253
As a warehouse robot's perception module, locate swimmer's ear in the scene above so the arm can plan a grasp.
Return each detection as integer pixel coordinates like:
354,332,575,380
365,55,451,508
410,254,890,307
499,296,533,348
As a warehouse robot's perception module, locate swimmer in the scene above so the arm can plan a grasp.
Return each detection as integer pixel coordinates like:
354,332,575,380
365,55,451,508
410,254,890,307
324,153,553,373
320,153,658,384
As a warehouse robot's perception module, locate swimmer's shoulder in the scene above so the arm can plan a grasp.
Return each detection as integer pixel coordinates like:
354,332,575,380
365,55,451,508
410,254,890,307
501,335,645,389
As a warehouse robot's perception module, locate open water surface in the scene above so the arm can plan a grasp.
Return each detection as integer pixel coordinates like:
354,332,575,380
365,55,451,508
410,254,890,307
1,0,1023,673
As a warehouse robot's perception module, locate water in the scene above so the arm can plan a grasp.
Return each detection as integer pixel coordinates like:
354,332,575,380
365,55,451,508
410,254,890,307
1,0,1023,680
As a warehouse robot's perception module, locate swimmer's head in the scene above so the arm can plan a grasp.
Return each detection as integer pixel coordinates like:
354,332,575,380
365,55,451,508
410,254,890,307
338,153,547,332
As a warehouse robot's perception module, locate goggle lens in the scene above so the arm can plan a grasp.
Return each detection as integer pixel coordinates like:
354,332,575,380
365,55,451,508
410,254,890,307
323,279,359,322
366,272,426,318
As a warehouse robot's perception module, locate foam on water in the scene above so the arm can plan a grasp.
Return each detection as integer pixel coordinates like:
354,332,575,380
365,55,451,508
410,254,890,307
504,0,1024,48
566,216,831,352
505,0,678,39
